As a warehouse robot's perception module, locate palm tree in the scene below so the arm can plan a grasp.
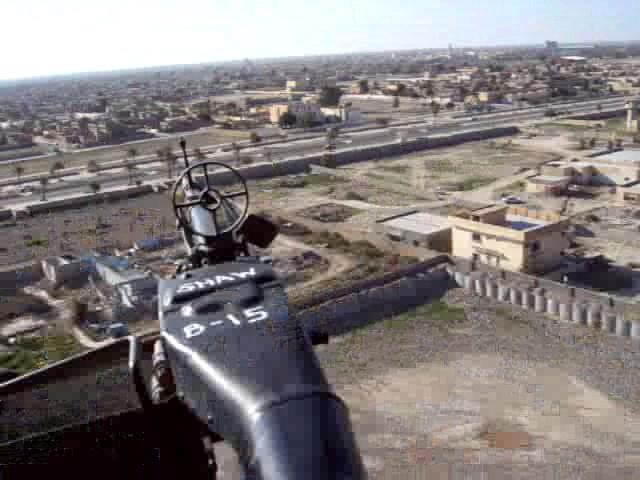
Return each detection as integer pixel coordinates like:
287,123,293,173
194,148,207,163
325,127,338,152
231,142,241,166
39,177,49,201
89,181,101,194
578,138,587,150
13,165,24,182
165,151,178,179
430,101,441,125
124,161,136,185
126,147,138,163
49,160,65,175
87,160,99,173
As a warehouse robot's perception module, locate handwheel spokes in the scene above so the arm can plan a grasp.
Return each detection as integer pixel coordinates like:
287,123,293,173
203,163,211,188
223,190,247,199
175,199,202,209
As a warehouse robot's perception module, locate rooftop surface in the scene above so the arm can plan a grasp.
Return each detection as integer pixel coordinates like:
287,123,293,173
380,211,451,235
592,150,640,164
505,213,547,231
528,174,572,184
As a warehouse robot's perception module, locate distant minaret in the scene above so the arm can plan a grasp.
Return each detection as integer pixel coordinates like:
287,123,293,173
626,99,639,132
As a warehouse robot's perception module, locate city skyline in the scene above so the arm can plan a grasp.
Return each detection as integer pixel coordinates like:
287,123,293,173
3,0,639,82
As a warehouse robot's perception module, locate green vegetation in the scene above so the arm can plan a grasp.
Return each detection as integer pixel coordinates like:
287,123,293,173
383,300,466,332
25,238,48,248
451,176,497,191
0,334,84,374
496,180,526,193
304,173,348,187
378,164,409,174
365,171,410,186
428,159,454,172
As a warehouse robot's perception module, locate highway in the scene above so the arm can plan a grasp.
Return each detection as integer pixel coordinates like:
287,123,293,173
0,96,628,210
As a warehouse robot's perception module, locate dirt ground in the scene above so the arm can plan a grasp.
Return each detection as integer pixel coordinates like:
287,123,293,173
338,140,554,196
211,289,640,479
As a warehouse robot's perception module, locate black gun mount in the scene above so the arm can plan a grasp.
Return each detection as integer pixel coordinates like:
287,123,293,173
161,146,366,478
0,141,366,480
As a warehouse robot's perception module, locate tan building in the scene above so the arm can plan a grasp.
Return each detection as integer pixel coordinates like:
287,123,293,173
449,205,570,274
526,175,572,195
286,78,311,92
528,152,640,191
269,101,324,125
375,211,452,252
616,183,640,205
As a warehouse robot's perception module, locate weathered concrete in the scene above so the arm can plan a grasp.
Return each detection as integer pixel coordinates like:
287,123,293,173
473,274,486,297
546,297,558,316
497,282,510,302
509,287,521,307
572,302,587,325
615,316,629,337
559,302,571,322
520,288,534,310
485,277,498,299
534,288,546,313
463,274,473,291
603,313,617,334
587,305,602,328
631,320,640,339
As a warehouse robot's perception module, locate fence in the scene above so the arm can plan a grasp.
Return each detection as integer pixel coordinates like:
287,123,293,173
448,258,640,340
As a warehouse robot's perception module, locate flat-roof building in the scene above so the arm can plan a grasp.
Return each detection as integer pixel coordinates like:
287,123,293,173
375,211,452,252
449,205,570,274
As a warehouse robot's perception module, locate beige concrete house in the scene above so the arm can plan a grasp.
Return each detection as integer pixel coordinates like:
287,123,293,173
449,205,571,274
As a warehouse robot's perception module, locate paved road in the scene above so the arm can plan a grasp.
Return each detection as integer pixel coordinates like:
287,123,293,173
0,96,627,209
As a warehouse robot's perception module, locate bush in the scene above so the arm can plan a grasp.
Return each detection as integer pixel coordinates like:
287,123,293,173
26,238,48,247
344,191,367,201
350,240,384,258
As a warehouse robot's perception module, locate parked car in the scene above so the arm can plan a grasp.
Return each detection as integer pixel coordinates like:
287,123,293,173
502,195,525,204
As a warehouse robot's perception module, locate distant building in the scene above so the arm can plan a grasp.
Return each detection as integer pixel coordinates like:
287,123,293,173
269,101,324,126
286,78,312,92
375,211,452,252
320,105,363,126
449,205,570,274
529,152,640,190
616,182,640,205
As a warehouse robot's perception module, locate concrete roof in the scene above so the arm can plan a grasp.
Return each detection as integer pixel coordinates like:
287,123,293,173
619,182,640,192
528,175,572,184
505,214,547,230
593,150,640,164
380,211,451,235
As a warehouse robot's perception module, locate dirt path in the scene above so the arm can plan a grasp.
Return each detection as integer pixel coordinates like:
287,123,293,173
456,168,537,203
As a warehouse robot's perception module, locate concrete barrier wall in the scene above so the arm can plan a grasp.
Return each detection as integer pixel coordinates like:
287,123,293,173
24,185,154,215
451,258,640,341
292,255,451,312
296,267,453,336
197,126,519,186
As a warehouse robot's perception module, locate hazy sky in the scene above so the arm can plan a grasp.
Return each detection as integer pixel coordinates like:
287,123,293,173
2,0,637,80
